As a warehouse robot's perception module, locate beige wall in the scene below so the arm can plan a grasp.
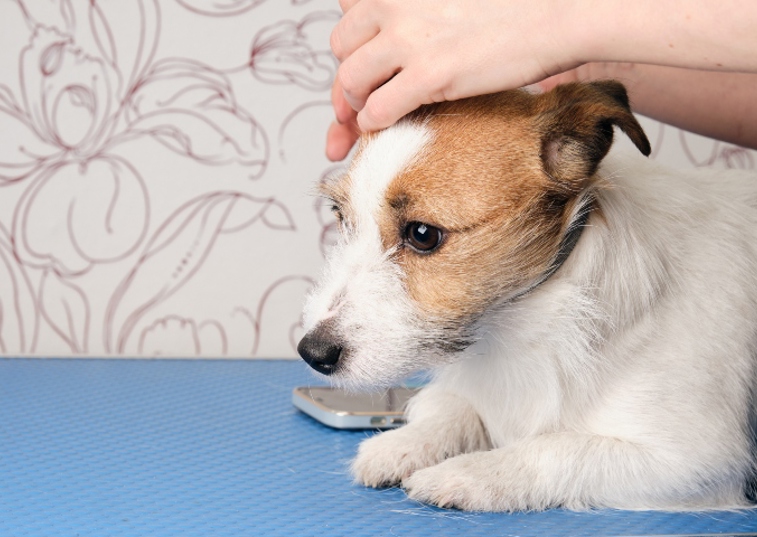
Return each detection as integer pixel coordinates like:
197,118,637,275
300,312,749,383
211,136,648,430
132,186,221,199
1,0,755,358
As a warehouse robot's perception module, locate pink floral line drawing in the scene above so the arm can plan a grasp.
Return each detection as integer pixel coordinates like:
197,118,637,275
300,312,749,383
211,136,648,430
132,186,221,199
718,146,755,169
136,274,313,357
105,191,296,354
647,121,665,160
248,11,339,91
1,1,348,357
39,268,90,354
138,315,228,356
3,0,269,279
122,58,269,174
277,100,331,162
0,223,39,354
12,157,149,277
1,221,89,355
0,0,339,356
679,130,755,170
175,0,318,18
175,0,267,17
232,275,315,356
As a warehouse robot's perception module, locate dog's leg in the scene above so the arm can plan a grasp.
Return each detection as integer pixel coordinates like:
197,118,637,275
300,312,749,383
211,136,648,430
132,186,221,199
402,431,746,511
351,386,490,488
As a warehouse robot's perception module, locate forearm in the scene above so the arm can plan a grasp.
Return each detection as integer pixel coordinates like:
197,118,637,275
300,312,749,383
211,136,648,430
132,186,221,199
570,0,757,73
327,0,757,157
598,63,757,150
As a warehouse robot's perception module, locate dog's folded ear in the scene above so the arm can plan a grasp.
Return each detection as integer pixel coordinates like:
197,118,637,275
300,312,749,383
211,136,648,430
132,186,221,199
537,81,651,190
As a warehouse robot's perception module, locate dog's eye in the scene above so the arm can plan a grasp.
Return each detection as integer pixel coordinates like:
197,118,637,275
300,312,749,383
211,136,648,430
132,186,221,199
404,222,443,253
331,204,343,223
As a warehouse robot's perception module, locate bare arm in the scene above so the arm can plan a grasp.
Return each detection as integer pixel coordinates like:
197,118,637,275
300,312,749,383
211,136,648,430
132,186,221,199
327,0,757,160
541,64,757,151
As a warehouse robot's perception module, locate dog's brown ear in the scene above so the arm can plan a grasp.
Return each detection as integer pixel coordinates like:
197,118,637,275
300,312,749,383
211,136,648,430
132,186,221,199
537,81,651,190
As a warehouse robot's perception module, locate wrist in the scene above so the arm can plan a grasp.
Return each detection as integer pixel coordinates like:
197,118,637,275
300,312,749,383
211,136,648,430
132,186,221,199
560,0,659,66
548,0,605,69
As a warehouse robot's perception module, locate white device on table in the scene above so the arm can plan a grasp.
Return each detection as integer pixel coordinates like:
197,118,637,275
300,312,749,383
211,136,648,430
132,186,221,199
292,386,420,429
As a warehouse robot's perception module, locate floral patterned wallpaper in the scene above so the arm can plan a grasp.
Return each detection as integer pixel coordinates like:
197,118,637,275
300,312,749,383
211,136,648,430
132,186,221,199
0,0,755,358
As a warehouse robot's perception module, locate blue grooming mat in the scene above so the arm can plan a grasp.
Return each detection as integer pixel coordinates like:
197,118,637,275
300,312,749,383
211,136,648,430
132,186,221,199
1,358,756,537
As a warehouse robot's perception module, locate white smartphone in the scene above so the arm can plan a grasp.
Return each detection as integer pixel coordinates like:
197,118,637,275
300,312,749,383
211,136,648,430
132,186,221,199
292,386,421,430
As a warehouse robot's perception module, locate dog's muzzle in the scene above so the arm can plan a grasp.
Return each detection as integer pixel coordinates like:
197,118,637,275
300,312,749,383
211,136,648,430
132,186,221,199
297,320,343,376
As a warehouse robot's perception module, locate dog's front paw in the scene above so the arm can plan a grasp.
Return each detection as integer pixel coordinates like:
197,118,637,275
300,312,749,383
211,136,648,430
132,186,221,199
402,452,532,512
351,426,452,488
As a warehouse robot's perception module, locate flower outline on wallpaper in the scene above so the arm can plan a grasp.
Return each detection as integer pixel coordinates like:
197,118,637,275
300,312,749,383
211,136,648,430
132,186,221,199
249,11,340,91
135,273,314,358
138,315,228,356
104,191,296,354
2,0,269,277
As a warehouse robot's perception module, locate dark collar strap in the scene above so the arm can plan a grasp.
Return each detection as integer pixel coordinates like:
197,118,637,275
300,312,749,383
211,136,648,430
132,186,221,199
506,195,594,303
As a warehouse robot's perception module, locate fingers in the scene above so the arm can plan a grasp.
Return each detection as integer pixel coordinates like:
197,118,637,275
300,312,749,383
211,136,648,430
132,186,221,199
328,75,360,161
535,64,611,92
338,0,360,12
357,69,431,132
537,71,580,92
331,2,380,61
331,77,355,125
337,34,399,112
326,120,360,162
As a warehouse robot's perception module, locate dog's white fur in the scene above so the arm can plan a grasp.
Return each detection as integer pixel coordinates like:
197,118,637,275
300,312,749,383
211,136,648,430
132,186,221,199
301,87,757,511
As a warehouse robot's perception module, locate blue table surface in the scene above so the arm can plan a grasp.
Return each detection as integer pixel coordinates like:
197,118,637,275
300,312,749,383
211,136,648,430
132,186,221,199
1,358,757,537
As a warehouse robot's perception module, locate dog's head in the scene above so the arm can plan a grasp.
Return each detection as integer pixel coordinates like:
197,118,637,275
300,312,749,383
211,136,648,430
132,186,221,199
299,81,650,389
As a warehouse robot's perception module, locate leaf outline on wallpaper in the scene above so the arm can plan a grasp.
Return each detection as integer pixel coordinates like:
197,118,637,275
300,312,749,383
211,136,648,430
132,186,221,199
123,58,269,177
105,191,295,353
249,11,340,91
39,269,90,353
0,224,39,354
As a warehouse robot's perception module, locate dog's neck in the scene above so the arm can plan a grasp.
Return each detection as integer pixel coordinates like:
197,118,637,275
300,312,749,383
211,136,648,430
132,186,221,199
505,194,594,304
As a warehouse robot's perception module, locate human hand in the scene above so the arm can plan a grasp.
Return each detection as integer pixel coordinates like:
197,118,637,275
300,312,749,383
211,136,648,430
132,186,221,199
330,0,576,133
536,69,584,93
326,76,360,161
537,63,638,93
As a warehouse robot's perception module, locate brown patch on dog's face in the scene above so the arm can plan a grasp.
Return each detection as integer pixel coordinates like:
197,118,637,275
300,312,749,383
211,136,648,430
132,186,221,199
371,83,648,323
375,93,566,321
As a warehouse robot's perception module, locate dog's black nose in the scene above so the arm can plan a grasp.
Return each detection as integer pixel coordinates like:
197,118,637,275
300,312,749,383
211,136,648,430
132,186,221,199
297,323,343,376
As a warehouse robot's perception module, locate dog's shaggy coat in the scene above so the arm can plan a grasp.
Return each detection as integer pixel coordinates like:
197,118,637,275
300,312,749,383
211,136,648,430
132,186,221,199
298,82,757,511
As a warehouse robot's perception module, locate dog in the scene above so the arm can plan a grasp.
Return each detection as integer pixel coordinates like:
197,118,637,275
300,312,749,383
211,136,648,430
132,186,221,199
297,81,757,512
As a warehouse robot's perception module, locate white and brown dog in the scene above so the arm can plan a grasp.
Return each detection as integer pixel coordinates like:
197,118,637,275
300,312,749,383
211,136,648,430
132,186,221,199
298,81,757,511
